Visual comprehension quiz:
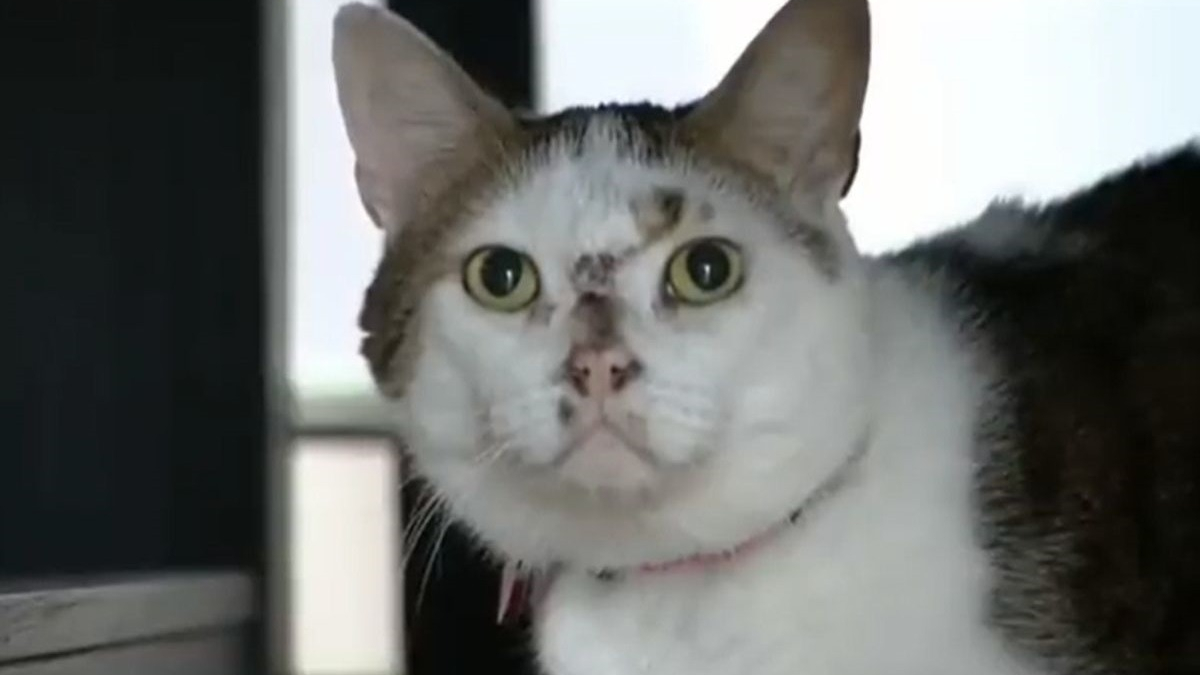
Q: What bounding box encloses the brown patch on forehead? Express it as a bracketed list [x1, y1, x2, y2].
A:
[631, 186, 686, 242]
[529, 104, 843, 280]
[530, 103, 843, 278]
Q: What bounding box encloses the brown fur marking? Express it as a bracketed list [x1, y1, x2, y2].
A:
[358, 125, 526, 397]
[631, 186, 686, 242]
[570, 253, 618, 294]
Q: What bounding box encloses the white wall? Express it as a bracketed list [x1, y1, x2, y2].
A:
[539, 0, 1200, 253]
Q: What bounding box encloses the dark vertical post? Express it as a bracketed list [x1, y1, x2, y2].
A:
[0, 2, 268, 671]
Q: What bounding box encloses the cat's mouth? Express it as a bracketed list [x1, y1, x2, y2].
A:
[550, 415, 661, 492]
[561, 419, 656, 464]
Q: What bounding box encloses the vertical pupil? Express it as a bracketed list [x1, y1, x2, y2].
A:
[481, 248, 523, 296]
[686, 242, 730, 291]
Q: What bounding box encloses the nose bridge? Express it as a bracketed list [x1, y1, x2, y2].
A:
[569, 291, 618, 347]
[570, 251, 618, 296]
[564, 289, 641, 397]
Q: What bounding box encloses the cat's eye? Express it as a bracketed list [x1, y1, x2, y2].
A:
[462, 245, 541, 312]
[663, 238, 744, 306]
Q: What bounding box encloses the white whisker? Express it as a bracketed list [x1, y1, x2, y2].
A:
[415, 509, 455, 618]
[402, 491, 448, 569]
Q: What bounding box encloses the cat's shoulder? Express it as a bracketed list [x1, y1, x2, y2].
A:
[883, 140, 1200, 362]
[886, 142, 1200, 674]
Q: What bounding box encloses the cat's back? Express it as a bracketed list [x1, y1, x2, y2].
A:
[893, 143, 1200, 674]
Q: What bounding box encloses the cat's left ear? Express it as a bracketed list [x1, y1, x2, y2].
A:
[685, 0, 870, 210]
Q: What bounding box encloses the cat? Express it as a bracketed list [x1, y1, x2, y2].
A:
[331, 0, 1200, 673]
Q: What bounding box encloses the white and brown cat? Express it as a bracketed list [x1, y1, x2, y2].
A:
[331, 1, 1200, 673]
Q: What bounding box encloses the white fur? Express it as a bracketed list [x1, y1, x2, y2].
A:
[535, 268, 1042, 675]
[395, 118, 1045, 674]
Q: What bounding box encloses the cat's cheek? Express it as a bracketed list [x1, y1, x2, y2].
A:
[406, 402, 477, 460]
[644, 416, 713, 466]
[404, 363, 481, 459]
[515, 420, 570, 467]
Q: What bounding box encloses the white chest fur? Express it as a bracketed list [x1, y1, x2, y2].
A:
[536, 489, 1036, 675]
[534, 270, 1046, 675]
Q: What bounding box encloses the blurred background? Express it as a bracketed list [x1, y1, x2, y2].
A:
[3, 1, 1198, 674]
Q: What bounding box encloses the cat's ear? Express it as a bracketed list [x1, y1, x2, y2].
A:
[332, 4, 514, 236]
[685, 0, 870, 209]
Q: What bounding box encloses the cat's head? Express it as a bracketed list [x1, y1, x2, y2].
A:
[333, 0, 873, 570]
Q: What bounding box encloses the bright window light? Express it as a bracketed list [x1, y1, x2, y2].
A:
[538, 0, 1200, 253]
[288, 437, 401, 674]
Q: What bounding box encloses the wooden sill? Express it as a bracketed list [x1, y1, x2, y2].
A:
[0, 571, 253, 675]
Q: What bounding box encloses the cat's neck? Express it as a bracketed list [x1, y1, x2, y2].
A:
[501, 259, 984, 618]
[538, 262, 1018, 675]
[593, 432, 871, 580]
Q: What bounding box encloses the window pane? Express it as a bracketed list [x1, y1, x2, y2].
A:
[288, 0, 383, 396]
[288, 437, 401, 675]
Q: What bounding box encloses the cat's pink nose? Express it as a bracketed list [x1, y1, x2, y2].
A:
[567, 346, 642, 398]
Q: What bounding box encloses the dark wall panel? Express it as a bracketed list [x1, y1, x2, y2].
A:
[0, 2, 266, 583]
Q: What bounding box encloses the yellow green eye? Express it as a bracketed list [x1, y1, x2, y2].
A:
[462, 246, 540, 312]
[664, 238, 744, 306]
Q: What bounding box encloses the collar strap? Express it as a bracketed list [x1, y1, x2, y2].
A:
[592, 433, 869, 581]
[498, 433, 870, 623]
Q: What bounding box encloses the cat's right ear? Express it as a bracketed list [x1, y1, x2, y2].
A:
[685, 0, 870, 212]
[332, 4, 514, 236]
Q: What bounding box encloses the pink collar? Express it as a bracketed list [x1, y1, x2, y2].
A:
[630, 512, 798, 575]
[496, 509, 799, 624]
[496, 435, 869, 624]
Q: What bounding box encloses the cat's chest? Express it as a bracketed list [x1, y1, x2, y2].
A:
[533, 492, 1042, 675]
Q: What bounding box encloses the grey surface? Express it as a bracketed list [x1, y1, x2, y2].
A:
[0, 571, 252, 663]
[295, 386, 396, 436]
[0, 629, 243, 675]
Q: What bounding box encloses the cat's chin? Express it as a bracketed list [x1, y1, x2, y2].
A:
[554, 430, 660, 495]
[421, 444, 801, 570]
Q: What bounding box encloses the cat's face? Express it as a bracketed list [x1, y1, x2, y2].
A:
[401, 121, 873, 568]
[333, 0, 872, 569]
